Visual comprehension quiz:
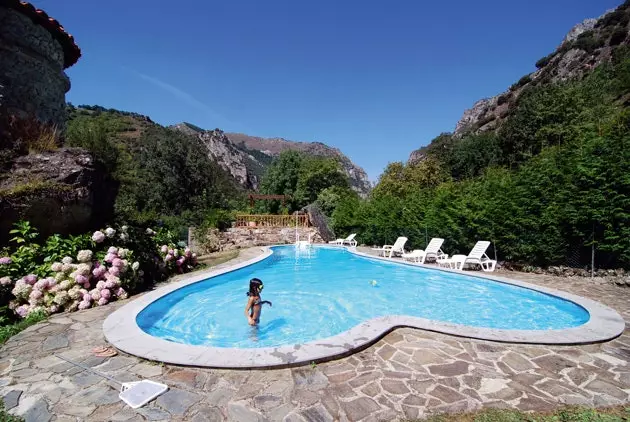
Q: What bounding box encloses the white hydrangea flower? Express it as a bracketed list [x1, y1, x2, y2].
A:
[53, 291, 70, 305]
[62, 256, 73, 265]
[76, 263, 92, 276]
[132, 261, 140, 271]
[105, 227, 116, 238]
[77, 250, 93, 263]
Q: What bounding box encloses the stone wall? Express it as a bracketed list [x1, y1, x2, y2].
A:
[0, 6, 70, 130]
[189, 226, 325, 254]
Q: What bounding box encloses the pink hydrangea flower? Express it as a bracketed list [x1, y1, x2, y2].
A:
[51, 262, 63, 272]
[115, 287, 128, 300]
[108, 266, 121, 277]
[92, 266, 107, 279]
[78, 301, 91, 310]
[96, 280, 106, 290]
[112, 258, 124, 268]
[34, 279, 48, 290]
[90, 290, 101, 301]
[104, 253, 116, 263]
[16, 305, 28, 318]
[92, 231, 105, 243]
[97, 297, 108, 306]
[176, 257, 185, 267]
[101, 289, 111, 299]
[75, 274, 88, 285]
[168, 249, 174, 256]
[0, 277, 12, 286]
[83, 282, 91, 289]
[47, 277, 57, 287]
[49, 304, 59, 314]
[107, 246, 118, 255]
[24, 274, 37, 285]
[29, 289, 43, 300]
[0, 257, 12, 265]
[160, 245, 168, 254]
[104, 280, 116, 289]
[83, 293, 92, 302]
[184, 248, 192, 258]
[165, 254, 174, 262]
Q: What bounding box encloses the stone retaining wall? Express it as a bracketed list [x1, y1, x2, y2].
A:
[189, 226, 325, 254]
[0, 6, 70, 129]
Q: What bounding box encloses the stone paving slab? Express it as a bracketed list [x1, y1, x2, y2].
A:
[0, 247, 628, 421]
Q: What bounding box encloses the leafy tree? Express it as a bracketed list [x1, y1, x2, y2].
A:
[259, 151, 350, 213]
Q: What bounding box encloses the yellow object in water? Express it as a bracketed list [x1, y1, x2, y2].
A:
[370, 280, 378, 286]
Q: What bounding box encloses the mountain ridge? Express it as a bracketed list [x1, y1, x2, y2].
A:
[408, 3, 629, 164]
[170, 124, 372, 196]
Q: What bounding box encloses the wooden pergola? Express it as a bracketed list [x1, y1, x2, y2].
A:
[248, 194, 289, 208]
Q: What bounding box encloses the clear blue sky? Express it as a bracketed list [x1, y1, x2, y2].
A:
[40, 0, 619, 181]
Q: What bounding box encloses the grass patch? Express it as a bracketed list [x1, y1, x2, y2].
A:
[0, 400, 24, 421]
[0, 310, 47, 345]
[0, 180, 73, 200]
[410, 406, 630, 422]
[197, 250, 239, 268]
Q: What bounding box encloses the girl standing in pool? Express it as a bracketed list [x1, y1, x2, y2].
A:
[245, 278, 272, 325]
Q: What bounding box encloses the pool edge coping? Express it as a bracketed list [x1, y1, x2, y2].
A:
[103, 245, 626, 369]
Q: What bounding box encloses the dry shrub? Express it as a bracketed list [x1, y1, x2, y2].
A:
[0, 107, 60, 169]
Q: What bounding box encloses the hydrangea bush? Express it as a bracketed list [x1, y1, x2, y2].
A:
[1, 222, 199, 319]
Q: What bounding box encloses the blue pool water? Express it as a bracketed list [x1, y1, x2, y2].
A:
[137, 246, 590, 348]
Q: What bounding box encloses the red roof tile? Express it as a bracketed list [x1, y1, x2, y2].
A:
[1, 0, 81, 68]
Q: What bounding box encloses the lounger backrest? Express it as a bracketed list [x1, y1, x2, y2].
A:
[468, 241, 491, 259]
[425, 238, 445, 254]
[393, 237, 408, 251]
[346, 233, 357, 241]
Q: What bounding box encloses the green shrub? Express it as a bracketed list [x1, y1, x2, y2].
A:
[609, 28, 628, 46]
[0, 309, 46, 345]
[497, 94, 510, 106]
[535, 53, 555, 69]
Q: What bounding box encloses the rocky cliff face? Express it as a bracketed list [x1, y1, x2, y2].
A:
[226, 133, 372, 196]
[0, 148, 116, 244]
[171, 123, 264, 190]
[451, 6, 624, 137]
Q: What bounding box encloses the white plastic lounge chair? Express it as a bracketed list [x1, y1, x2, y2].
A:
[421, 238, 446, 264]
[438, 254, 465, 270]
[372, 237, 408, 258]
[463, 241, 497, 272]
[328, 233, 357, 247]
[402, 249, 424, 262]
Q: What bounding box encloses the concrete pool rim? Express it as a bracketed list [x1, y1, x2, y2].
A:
[103, 245, 626, 369]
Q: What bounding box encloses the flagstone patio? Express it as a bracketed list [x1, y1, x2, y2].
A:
[1, 248, 628, 421]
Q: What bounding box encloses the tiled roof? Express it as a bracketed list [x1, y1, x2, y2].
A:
[1, 0, 81, 68]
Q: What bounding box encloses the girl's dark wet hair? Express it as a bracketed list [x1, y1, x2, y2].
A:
[247, 278, 263, 297]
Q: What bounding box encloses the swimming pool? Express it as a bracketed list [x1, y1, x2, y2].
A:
[104, 245, 625, 367]
[136, 245, 589, 348]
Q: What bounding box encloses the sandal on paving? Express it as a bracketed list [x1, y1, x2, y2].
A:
[93, 346, 118, 357]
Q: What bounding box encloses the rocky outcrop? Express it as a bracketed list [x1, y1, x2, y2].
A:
[171, 123, 263, 190]
[452, 7, 623, 136]
[0, 148, 117, 243]
[227, 133, 372, 196]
